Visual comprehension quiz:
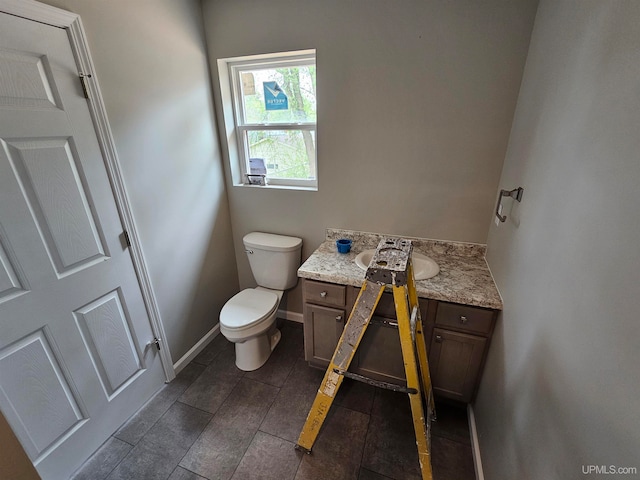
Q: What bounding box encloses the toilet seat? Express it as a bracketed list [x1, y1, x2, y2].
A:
[220, 288, 279, 332]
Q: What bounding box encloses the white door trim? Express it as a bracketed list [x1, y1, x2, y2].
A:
[0, 0, 175, 381]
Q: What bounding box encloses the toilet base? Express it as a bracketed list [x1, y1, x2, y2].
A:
[234, 328, 282, 371]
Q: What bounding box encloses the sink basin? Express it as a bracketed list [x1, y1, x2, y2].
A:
[354, 249, 440, 280]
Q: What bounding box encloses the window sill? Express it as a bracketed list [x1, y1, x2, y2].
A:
[233, 183, 318, 192]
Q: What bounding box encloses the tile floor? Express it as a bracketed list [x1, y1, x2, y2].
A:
[72, 320, 476, 480]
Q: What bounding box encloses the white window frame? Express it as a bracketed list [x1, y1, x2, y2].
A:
[218, 50, 317, 190]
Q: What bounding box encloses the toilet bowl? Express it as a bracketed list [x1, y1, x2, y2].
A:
[219, 232, 302, 371]
[219, 287, 282, 371]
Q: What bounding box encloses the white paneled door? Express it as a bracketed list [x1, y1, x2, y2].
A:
[0, 12, 166, 480]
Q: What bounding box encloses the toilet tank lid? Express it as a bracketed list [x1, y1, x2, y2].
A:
[243, 232, 302, 252]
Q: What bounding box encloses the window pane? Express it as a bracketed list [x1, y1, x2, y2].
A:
[239, 64, 316, 124]
[246, 130, 316, 180]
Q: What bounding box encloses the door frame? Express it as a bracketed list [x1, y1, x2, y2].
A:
[0, 0, 175, 381]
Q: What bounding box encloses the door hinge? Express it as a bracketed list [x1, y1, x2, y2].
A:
[123, 230, 132, 247]
[79, 73, 92, 99]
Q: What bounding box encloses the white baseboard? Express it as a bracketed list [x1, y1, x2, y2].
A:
[277, 309, 303, 323]
[172, 324, 221, 375]
[467, 404, 485, 480]
[174, 312, 299, 375]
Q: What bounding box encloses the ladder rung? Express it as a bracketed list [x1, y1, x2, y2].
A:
[333, 369, 418, 394]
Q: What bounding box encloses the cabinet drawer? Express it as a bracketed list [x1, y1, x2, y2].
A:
[372, 291, 430, 319]
[435, 302, 494, 335]
[304, 280, 346, 307]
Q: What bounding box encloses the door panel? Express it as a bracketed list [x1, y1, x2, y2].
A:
[74, 289, 144, 399]
[4, 137, 108, 275]
[0, 328, 87, 460]
[0, 11, 165, 479]
[0, 49, 62, 110]
[0, 231, 29, 302]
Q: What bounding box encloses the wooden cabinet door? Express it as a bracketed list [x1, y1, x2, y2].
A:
[303, 303, 346, 368]
[356, 319, 406, 384]
[429, 328, 486, 402]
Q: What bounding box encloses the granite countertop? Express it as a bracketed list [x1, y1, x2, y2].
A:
[297, 228, 503, 310]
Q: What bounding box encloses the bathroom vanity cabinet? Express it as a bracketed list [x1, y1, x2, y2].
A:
[302, 278, 498, 403]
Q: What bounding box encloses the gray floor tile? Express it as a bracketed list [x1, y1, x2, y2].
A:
[115, 362, 206, 445]
[243, 323, 304, 387]
[361, 405, 421, 480]
[178, 370, 242, 414]
[370, 388, 413, 421]
[105, 437, 186, 480]
[176, 361, 210, 385]
[180, 378, 280, 480]
[334, 378, 376, 415]
[192, 332, 228, 366]
[430, 401, 471, 445]
[295, 406, 370, 480]
[259, 358, 324, 443]
[81, 320, 475, 480]
[431, 435, 475, 480]
[168, 466, 208, 480]
[230, 431, 302, 480]
[358, 468, 394, 480]
[179, 342, 245, 414]
[143, 401, 212, 451]
[71, 436, 132, 480]
[279, 321, 305, 359]
[207, 339, 246, 374]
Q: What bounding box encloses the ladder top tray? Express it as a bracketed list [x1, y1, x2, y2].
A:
[366, 237, 413, 286]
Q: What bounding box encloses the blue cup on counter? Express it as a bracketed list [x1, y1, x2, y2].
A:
[336, 238, 352, 253]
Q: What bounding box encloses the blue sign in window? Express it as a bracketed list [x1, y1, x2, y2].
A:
[263, 81, 288, 110]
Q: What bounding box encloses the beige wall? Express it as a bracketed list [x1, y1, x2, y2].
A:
[38, 0, 238, 361]
[475, 1, 640, 477]
[202, 0, 538, 314]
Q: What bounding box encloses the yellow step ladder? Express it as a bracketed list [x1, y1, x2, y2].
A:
[295, 237, 436, 480]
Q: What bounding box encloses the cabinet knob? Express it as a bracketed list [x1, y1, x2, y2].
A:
[336, 315, 343, 322]
[320, 291, 327, 298]
[460, 316, 468, 324]
[435, 335, 443, 343]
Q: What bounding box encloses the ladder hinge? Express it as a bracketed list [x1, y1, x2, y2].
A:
[79, 73, 92, 99]
[153, 337, 161, 351]
[123, 230, 132, 247]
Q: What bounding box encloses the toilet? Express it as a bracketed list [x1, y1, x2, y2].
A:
[219, 232, 302, 371]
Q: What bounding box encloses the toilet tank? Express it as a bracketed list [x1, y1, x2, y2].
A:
[243, 232, 303, 290]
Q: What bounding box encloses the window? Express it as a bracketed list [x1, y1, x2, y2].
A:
[218, 50, 317, 190]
